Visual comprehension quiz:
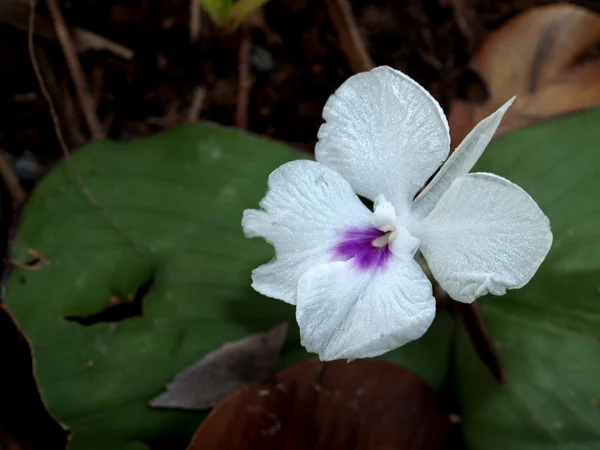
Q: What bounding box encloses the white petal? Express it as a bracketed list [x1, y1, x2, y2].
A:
[315, 66, 450, 218]
[372, 195, 396, 231]
[296, 257, 435, 360]
[415, 173, 552, 303]
[242, 160, 372, 305]
[411, 97, 515, 220]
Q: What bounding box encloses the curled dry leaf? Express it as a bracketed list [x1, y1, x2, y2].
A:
[449, 4, 600, 146]
[186, 358, 451, 450]
[149, 323, 288, 410]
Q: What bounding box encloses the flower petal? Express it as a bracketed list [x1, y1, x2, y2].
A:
[416, 173, 552, 303]
[411, 98, 514, 221]
[296, 257, 435, 360]
[315, 66, 450, 217]
[242, 160, 372, 305]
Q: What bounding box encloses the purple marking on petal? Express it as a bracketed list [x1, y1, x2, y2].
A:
[332, 227, 392, 271]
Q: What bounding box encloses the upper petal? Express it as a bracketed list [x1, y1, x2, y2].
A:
[296, 256, 435, 360]
[315, 66, 450, 218]
[242, 160, 372, 305]
[415, 173, 552, 303]
[411, 98, 515, 221]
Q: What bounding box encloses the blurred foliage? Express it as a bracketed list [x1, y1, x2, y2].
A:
[200, 0, 271, 28]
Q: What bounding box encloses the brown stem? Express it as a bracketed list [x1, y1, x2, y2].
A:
[188, 86, 206, 123]
[456, 301, 506, 384]
[189, 0, 202, 43]
[45, 0, 105, 140]
[0, 152, 25, 207]
[325, 0, 374, 73]
[235, 22, 251, 129]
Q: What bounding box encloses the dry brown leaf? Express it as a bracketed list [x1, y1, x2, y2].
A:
[449, 4, 600, 146]
[149, 323, 288, 410]
[186, 358, 451, 450]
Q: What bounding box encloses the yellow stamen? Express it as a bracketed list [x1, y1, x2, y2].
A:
[372, 230, 395, 248]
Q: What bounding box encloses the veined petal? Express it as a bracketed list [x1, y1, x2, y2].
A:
[315, 66, 450, 218]
[242, 160, 372, 305]
[411, 98, 515, 221]
[416, 173, 552, 303]
[296, 256, 435, 360]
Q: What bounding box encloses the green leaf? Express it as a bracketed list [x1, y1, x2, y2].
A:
[5, 123, 453, 448]
[384, 312, 454, 390]
[5, 124, 300, 449]
[200, 0, 232, 26]
[456, 108, 600, 449]
[230, 0, 272, 28]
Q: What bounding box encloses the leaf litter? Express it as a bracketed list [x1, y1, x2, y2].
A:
[150, 323, 288, 410]
[448, 4, 600, 146]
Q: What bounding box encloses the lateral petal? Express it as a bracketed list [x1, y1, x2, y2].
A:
[242, 160, 372, 304]
[416, 173, 552, 303]
[411, 98, 514, 220]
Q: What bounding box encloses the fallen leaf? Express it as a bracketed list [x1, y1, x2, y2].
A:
[150, 323, 288, 410]
[449, 4, 600, 146]
[186, 358, 451, 450]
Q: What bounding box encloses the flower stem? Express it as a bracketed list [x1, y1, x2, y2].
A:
[455, 301, 506, 385]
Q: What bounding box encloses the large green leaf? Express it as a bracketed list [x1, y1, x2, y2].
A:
[5, 123, 452, 449]
[456, 108, 600, 449]
[5, 124, 299, 449]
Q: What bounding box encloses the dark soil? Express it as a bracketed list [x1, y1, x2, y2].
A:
[2, 0, 599, 163]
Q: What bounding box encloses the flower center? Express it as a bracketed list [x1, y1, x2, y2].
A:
[371, 229, 396, 248]
[331, 194, 421, 270]
[332, 227, 393, 271]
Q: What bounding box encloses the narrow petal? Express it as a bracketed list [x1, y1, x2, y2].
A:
[315, 66, 450, 218]
[416, 173, 552, 303]
[411, 97, 515, 221]
[296, 257, 435, 360]
[242, 160, 372, 305]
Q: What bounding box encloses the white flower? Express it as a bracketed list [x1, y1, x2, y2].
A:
[242, 66, 552, 361]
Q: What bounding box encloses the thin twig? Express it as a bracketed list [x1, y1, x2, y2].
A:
[325, 0, 374, 73]
[455, 301, 506, 384]
[235, 22, 251, 129]
[28, 0, 138, 252]
[71, 28, 134, 59]
[35, 48, 86, 147]
[45, 0, 105, 140]
[0, 0, 133, 60]
[187, 86, 206, 123]
[189, 0, 202, 43]
[0, 152, 26, 206]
